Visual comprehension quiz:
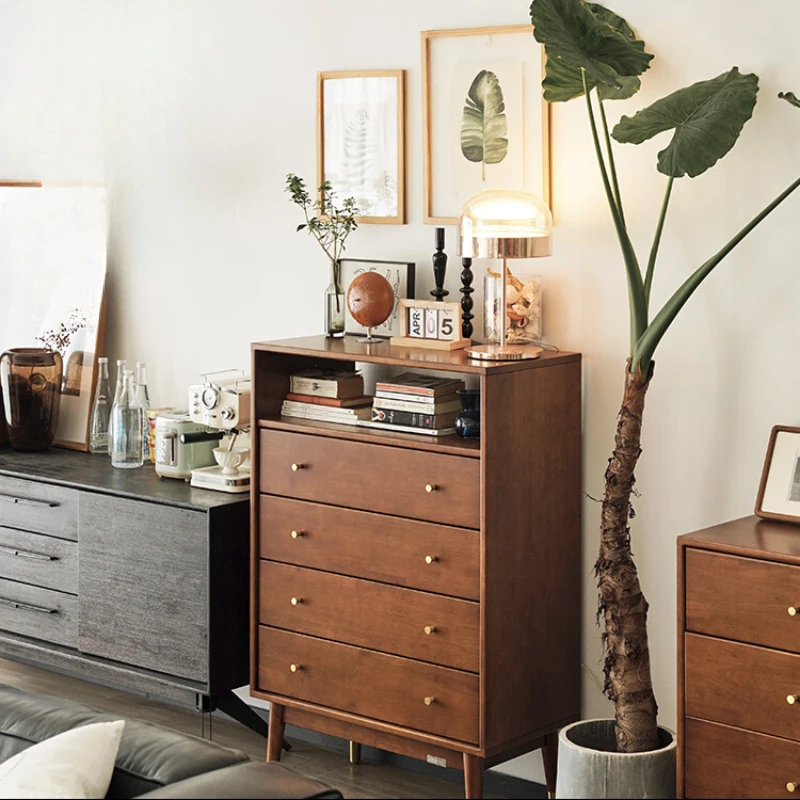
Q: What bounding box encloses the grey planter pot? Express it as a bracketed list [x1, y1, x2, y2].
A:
[555, 719, 676, 799]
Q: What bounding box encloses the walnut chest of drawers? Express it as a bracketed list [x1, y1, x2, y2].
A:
[250, 336, 582, 799]
[678, 516, 800, 799]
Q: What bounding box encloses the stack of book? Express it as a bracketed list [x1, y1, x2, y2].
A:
[361, 372, 466, 436]
[281, 368, 372, 426]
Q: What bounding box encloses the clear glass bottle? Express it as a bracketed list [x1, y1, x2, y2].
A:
[324, 260, 345, 337]
[108, 359, 126, 455]
[110, 370, 143, 469]
[135, 362, 151, 461]
[89, 357, 111, 454]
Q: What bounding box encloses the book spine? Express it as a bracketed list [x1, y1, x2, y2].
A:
[374, 390, 437, 402]
[373, 397, 458, 413]
[282, 402, 366, 418]
[358, 420, 455, 436]
[289, 378, 340, 398]
[281, 409, 361, 425]
[370, 407, 454, 429]
[373, 383, 435, 397]
[285, 392, 342, 407]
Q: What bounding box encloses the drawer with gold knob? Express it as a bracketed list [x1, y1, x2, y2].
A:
[686, 549, 800, 654]
[259, 561, 479, 672]
[259, 496, 479, 599]
[259, 429, 480, 528]
[258, 626, 479, 743]
[685, 633, 800, 741]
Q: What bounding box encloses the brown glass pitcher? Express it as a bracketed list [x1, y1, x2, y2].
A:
[0, 348, 63, 451]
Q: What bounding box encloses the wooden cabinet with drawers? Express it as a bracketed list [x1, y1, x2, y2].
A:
[250, 336, 582, 799]
[678, 516, 800, 798]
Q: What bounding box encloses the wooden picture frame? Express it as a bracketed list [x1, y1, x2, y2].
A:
[317, 69, 406, 225]
[755, 425, 800, 524]
[421, 25, 551, 225]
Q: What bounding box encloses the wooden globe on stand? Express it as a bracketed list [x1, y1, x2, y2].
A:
[346, 272, 395, 343]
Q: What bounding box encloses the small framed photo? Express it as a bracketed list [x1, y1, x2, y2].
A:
[755, 426, 800, 524]
[317, 69, 406, 225]
[340, 258, 415, 338]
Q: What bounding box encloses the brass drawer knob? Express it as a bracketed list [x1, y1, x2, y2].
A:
[289, 663, 302, 673]
[290, 530, 304, 539]
[788, 695, 799, 705]
[425, 484, 438, 493]
[424, 696, 436, 706]
[425, 555, 438, 564]
[290, 597, 303, 606]
[291, 463, 306, 472]
[788, 782, 798, 793]
[790, 607, 799, 617]
[424, 626, 437, 635]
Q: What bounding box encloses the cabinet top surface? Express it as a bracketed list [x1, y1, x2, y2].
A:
[0, 447, 247, 511]
[252, 335, 580, 374]
[678, 514, 800, 563]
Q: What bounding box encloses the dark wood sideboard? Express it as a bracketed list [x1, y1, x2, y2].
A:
[678, 515, 800, 798]
[250, 336, 582, 799]
[0, 447, 263, 734]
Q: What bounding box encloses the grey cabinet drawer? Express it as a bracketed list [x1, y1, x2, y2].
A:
[0, 527, 77, 593]
[0, 577, 77, 647]
[0, 476, 77, 541]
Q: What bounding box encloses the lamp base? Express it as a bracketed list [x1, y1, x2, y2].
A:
[464, 344, 543, 361]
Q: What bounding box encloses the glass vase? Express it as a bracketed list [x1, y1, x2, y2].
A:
[454, 388, 481, 440]
[324, 261, 345, 337]
[484, 272, 542, 344]
[0, 348, 63, 451]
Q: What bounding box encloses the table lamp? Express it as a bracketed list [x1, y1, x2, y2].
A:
[458, 189, 553, 361]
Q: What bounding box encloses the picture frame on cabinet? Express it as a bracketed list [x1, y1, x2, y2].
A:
[339, 258, 415, 338]
[421, 25, 551, 225]
[317, 69, 406, 225]
[755, 425, 800, 524]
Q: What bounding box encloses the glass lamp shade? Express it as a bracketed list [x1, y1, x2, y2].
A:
[457, 189, 553, 259]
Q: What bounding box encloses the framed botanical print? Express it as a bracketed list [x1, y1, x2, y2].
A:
[317, 70, 406, 225]
[421, 25, 551, 225]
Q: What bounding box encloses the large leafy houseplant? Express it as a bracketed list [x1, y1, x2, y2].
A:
[529, 0, 800, 753]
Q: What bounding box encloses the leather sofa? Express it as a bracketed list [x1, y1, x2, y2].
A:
[0, 685, 342, 799]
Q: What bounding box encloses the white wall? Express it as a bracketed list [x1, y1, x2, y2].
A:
[3, 0, 800, 784]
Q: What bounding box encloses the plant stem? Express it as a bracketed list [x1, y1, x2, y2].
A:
[599, 99, 625, 227]
[644, 177, 674, 308]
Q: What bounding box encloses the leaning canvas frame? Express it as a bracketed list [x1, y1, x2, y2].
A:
[421, 25, 551, 225]
[317, 69, 406, 225]
[339, 258, 415, 338]
[755, 425, 800, 524]
[0, 185, 107, 451]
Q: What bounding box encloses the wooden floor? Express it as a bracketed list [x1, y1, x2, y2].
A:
[0, 657, 507, 799]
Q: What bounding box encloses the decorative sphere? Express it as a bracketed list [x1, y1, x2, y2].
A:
[346, 272, 395, 328]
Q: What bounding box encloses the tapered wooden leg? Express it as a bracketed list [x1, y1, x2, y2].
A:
[463, 753, 484, 799]
[542, 730, 559, 798]
[266, 703, 285, 762]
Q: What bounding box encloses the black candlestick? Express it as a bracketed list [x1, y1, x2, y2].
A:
[460, 257, 474, 340]
[430, 227, 449, 301]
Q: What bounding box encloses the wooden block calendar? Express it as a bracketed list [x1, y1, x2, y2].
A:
[389, 299, 471, 351]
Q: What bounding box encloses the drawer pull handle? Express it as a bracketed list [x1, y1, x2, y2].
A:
[788, 783, 798, 793]
[423, 696, 436, 706]
[290, 597, 303, 606]
[790, 607, 799, 617]
[424, 626, 437, 635]
[425, 555, 438, 564]
[290, 530, 304, 539]
[0, 545, 57, 562]
[425, 484, 438, 493]
[0, 494, 58, 509]
[0, 597, 57, 614]
[289, 664, 302, 673]
[291, 463, 306, 472]
[788, 695, 799, 705]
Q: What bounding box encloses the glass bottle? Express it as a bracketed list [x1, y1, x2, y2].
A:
[324, 260, 345, 337]
[89, 357, 111, 454]
[108, 359, 126, 454]
[135, 362, 151, 461]
[110, 370, 143, 469]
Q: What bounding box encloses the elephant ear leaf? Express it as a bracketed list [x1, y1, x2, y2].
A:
[779, 90, 800, 109]
[612, 67, 759, 178]
[461, 70, 509, 180]
[530, 0, 653, 98]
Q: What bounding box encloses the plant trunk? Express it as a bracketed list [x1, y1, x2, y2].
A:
[595, 359, 658, 753]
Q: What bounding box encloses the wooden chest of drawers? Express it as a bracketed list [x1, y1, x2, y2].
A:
[678, 516, 800, 798]
[250, 336, 582, 799]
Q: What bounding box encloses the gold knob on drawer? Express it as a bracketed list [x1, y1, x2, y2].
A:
[788, 782, 798, 793]
[424, 626, 436, 635]
[289, 663, 302, 673]
[425, 484, 438, 493]
[290, 597, 303, 606]
[290, 530, 304, 539]
[425, 555, 438, 564]
[790, 607, 799, 617]
[424, 696, 436, 706]
[291, 463, 306, 472]
[788, 695, 799, 705]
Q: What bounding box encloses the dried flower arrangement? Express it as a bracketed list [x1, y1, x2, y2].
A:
[36, 308, 87, 357]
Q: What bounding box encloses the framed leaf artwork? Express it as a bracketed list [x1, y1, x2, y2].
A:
[317, 70, 406, 225]
[421, 25, 551, 225]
